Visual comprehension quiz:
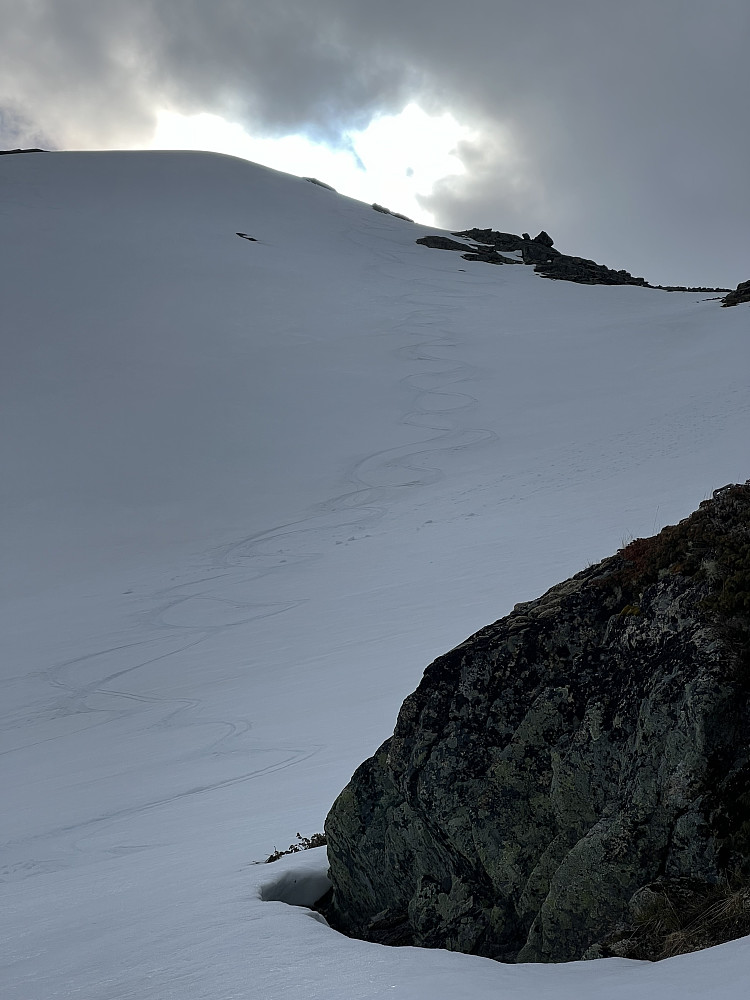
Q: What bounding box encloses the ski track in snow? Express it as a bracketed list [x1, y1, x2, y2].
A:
[2, 208, 500, 887]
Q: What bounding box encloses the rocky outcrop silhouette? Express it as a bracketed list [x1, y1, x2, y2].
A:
[416, 235, 476, 253]
[722, 280, 750, 307]
[322, 484, 750, 963]
[420, 227, 649, 285]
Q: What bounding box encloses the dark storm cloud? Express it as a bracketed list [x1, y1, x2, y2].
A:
[0, 1, 421, 144]
[2, 1, 748, 286]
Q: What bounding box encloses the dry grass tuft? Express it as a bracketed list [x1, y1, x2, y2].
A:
[265, 832, 327, 863]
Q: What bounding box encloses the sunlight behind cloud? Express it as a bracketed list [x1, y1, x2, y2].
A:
[150, 104, 476, 225]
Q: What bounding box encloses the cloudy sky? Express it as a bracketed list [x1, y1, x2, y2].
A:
[3, 0, 748, 287]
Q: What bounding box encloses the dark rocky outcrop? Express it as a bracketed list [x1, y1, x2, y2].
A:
[652, 285, 730, 293]
[416, 236, 476, 253]
[454, 228, 527, 253]
[416, 234, 518, 266]
[532, 230, 555, 247]
[535, 254, 647, 286]
[722, 280, 750, 307]
[462, 251, 519, 265]
[444, 227, 648, 285]
[520, 241, 560, 266]
[441, 227, 728, 290]
[420, 225, 728, 291]
[323, 484, 750, 963]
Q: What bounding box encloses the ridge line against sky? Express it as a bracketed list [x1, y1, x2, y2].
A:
[2, 0, 748, 288]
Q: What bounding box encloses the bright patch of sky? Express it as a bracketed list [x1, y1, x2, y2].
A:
[150, 103, 475, 225]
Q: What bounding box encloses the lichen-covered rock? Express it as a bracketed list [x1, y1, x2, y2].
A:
[323, 484, 750, 963]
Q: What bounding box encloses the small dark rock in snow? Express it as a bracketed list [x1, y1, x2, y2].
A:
[372, 203, 414, 222]
[303, 176, 337, 192]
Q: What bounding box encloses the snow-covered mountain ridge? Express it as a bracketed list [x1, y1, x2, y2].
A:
[1, 150, 748, 999]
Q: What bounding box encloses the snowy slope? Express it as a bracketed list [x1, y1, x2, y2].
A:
[1, 150, 748, 999]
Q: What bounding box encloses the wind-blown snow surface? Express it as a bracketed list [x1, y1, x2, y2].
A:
[1, 150, 748, 999]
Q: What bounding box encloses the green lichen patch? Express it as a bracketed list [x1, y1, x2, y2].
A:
[613, 483, 750, 625]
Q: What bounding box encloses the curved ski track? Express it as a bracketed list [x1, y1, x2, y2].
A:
[2, 212, 498, 879]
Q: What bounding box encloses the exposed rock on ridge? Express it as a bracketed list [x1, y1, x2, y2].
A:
[451, 227, 649, 285]
[417, 227, 730, 291]
[322, 484, 750, 963]
[416, 235, 518, 265]
[722, 279, 750, 307]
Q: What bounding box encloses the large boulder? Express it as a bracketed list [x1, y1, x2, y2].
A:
[532, 230, 555, 247]
[323, 484, 750, 963]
